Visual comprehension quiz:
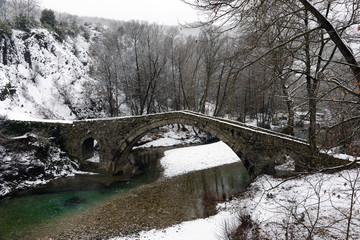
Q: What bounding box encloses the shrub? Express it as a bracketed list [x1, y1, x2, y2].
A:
[232, 214, 261, 239]
[218, 211, 261, 240]
[0, 21, 12, 37]
[40, 9, 57, 30]
[0, 83, 16, 101]
[67, 19, 80, 37]
[14, 15, 38, 32]
[82, 28, 90, 41]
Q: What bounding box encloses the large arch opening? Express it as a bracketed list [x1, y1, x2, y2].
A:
[113, 124, 218, 176]
[109, 112, 297, 178]
[81, 138, 100, 163]
[111, 118, 240, 176]
[135, 124, 216, 148]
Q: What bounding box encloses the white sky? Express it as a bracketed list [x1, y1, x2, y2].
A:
[39, 0, 200, 26]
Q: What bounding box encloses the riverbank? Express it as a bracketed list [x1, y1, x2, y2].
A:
[4, 132, 359, 239]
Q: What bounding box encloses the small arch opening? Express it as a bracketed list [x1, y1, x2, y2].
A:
[81, 138, 100, 163]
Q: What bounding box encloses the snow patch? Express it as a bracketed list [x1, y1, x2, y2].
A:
[85, 154, 100, 163]
[113, 211, 235, 240]
[160, 141, 241, 178]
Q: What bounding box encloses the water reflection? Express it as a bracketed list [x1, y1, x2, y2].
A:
[180, 162, 250, 219]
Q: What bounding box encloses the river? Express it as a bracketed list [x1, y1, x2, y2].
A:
[0, 145, 250, 240]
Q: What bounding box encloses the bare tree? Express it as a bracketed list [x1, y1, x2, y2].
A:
[182, 0, 360, 81]
[90, 25, 124, 117]
[0, 0, 13, 22]
[197, 27, 223, 113]
[174, 34, 203, 111]
[329, 168, 360, 239]
[10, 0, 39, 21]
[183, 0, 360, 159]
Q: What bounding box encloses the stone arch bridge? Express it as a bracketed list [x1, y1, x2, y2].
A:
[11, 111, 342, 178]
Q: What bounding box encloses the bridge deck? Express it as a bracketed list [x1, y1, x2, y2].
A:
[181, 111, 308, 145]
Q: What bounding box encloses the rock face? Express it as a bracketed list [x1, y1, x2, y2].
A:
[0, 27, 105, 120]
[0, 120, 79, 197]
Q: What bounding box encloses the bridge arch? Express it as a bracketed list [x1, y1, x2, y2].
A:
[81, 137, 100, 162]
[111, 116, 244, 175]
[11, 111, 344, 178]
[54, 111, 319, 178]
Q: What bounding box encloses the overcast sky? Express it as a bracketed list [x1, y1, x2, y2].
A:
[39, 0, 200, 25]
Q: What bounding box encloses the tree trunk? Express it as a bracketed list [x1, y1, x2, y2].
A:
[281, 79, 295, 136]
[214, 65, 225, 116]
[134, 39, 143, 115]
[304, 9, 318, 154]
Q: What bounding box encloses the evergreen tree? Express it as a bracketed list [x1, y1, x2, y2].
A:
[0, 20, 12, 37]
[40, 9, 56, 30]
[14, 14, 34, 32]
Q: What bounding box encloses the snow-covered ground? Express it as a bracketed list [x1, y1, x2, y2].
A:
[239, 170, 360, 239]
[0, 25, 121, 121]
[111, 142, 360, 240]
[160, 141, 240, 178]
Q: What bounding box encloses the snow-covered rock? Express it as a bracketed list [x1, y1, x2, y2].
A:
[0, 27, 102, 120]
[0, 138, 79, 197]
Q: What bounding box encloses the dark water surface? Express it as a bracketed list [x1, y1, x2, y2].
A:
[0, 146, 250, 240]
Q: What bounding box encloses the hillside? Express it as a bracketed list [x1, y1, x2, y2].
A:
[0, 25, 106, 196]
[0, 25, 108, 120]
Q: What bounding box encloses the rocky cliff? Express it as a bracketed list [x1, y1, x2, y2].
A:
[0, 26, 100, 120]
